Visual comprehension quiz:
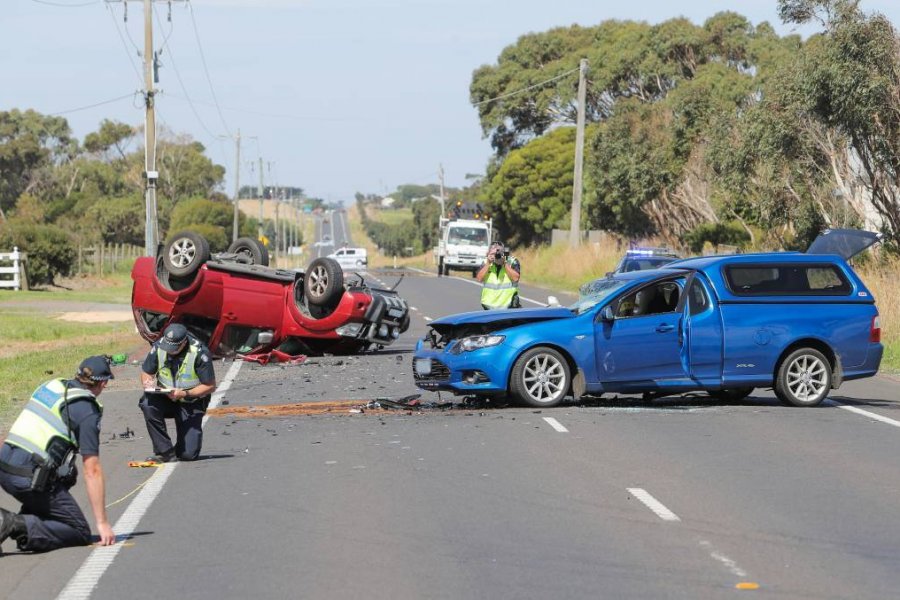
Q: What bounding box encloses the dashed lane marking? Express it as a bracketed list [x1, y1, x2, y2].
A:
[699, 540, 749, 578]
[543, 417, 569, 432]
[826, 400, 900, 429]
[424, 316, 433, 322]
[627, 487, 681, 522]
[56, 360, 244, 600]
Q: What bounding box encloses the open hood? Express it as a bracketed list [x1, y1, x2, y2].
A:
[807, 229, 882, 260]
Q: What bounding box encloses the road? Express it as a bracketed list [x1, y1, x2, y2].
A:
[2, 211, 900, 599]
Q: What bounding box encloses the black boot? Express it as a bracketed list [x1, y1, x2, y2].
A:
[0, 508, 26, 546]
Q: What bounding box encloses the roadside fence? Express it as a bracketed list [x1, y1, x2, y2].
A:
[77, 243, 143, 276]
[0, 247, 29, 291]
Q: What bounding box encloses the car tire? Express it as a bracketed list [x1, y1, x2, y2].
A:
[304, 257, 344, 307]
[509, 346, 570, 408]
[228, 237, 269, 266]
[710, 387, 754, 402]
[775, 348, 832, 407]
[163, 231, 210, 277]
[437, 259, 444, 277]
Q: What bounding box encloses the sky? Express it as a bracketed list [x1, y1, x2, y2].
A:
[3, 0, 900, 204]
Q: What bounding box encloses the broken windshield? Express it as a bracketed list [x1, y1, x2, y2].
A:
[570, 279, 627, 315]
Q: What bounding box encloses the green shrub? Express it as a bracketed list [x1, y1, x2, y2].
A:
[0, 221, 76, 285]
[684, 221, 750, 254]
[171, 223, 229, 252]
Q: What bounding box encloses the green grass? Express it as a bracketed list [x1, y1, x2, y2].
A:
[0, 271, 133, 304]
[374, 207, 413, 227]
[882, 339, 900, 373]
[0, 312, 129, 342]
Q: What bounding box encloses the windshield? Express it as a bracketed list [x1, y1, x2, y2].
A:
[570, 278, 628, 315]
[448, 226, 489, 246]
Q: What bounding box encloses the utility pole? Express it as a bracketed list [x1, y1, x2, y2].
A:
[438, 163, 446, 218]
[108, 0, 186, 255]
[257, 156, 264, 239]
[569, 58, 589, 248]
[231, 129, 241, 243]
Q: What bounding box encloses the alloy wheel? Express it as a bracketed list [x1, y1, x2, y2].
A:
[786, 354, 828, 402]
[522, 353, 566, 404]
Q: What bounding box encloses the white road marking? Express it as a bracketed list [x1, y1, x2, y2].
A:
[826, 400, 900, 429]
[424, 316, 433, 322]
[699, 540, 749, 578]
[406, 266, 545, 306]
[627, 487, 681, 522]
[410, 306, 419, 312]
[543, 417, 569, 432]
[56, 360, 244, 600]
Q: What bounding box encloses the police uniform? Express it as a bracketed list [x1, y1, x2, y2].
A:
[0, 368, 106, 552]
[139, 327, 216, 462]
[481, 256, 521, 310]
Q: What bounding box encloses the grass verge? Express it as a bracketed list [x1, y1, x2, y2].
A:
[0, 271, 133, 304]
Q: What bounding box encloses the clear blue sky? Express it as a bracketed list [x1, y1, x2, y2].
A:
[3, 0, 899, 203]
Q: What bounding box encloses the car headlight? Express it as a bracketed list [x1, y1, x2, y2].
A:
[335, 322, 363, 337]
[451, 334, 505, 354]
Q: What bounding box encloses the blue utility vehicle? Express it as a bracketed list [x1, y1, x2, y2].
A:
[413, 230, 883, 408]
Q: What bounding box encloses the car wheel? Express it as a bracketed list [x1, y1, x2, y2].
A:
[710, 387, 754, 402]
[509, 346, 570, 408]
[356, 260, 364, 267]
[228, 237, 269, 266]
[437, 259, 444, 277]
[775, 348, 832, 407]
[163, 231, 210, 277]
[304, 257, 344, 306]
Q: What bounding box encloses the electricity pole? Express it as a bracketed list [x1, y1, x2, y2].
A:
[569, 58, 589, 248]
[231, 129, 241, 243]
[258, 156, 264, 239]
[438, 163, 446, 218]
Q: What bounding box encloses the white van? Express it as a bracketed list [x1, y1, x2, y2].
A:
[328, 247, 368, 269]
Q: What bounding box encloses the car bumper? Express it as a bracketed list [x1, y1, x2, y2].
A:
[843, 342, 884, 381]
[412, 341, 509, 394]
[445, 258, 482, 269]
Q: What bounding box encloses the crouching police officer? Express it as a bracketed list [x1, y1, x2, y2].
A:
[0, 356, 116, 553]
[476, 241, 521, 310]
[139, 323, 217, 463]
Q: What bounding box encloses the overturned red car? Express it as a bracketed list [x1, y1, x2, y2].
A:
[131, 231, 410, 358]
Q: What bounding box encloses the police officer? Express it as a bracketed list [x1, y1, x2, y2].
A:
[0, 356, 116, 553]
[139, 323, 217, 462]
[476, 241, 521, 310]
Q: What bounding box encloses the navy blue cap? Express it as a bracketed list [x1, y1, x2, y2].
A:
[77, 356, 114, 381]
[158, 323, 189, 353]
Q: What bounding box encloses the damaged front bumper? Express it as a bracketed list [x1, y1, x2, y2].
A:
[412, 339, 509, 395]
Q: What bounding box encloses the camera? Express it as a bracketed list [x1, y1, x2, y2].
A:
[493, 249, 506, 262]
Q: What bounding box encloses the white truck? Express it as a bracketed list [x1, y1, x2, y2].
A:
[434, 212, 493, 277]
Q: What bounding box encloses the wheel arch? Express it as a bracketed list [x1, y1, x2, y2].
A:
[506, 341, 579, 395]
[773, 337, 838, 384]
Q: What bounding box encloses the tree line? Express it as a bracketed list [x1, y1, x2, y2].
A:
[468, 0, 900, 252]
[0, 114, 301, 284]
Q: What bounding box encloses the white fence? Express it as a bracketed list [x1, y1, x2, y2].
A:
[0, 247, 28, 291]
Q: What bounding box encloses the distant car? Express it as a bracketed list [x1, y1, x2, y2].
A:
[414, 229, 882, 408]
[580, 247, 679, 296]
[132, 231, 410, 358]
[328, 247, 368, 269]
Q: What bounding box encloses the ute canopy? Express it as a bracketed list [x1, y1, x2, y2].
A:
[807, 229, 882, 260]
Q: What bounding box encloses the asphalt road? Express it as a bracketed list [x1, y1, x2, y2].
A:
[3, 213, 900, 599]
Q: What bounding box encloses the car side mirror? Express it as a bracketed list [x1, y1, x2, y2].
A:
[547, 295, 561, 307]
[600, 305, 615, 322]
[257, 331, 274, 345]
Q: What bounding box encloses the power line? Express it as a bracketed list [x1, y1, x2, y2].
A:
[152, 7, 220, 140]
[187, 1, 231, 136]
[105, 2, 143, 86]
[49, 92, 138, 116]
[473, 67, 580, 107]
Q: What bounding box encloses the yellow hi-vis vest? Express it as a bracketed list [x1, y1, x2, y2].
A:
[156, 340, 202, 390]
[481, 264, 518, 309]
[4, 379, 101, 462]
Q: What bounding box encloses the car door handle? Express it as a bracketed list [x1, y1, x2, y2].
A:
[656, 323, 674, 333]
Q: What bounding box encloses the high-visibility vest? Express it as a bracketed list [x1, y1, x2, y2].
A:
[481, 263, 519, 309]
[4, 379, 101, 463]
[156, 340, 202, 390]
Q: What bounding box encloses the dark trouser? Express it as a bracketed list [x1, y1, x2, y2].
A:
[139, 392, 208, 461]
[0, 471, 91, 552]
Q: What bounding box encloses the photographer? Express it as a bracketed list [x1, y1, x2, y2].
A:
[476, 241, 521, 310]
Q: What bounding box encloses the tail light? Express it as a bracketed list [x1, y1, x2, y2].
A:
[870, 315, 881, 343]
